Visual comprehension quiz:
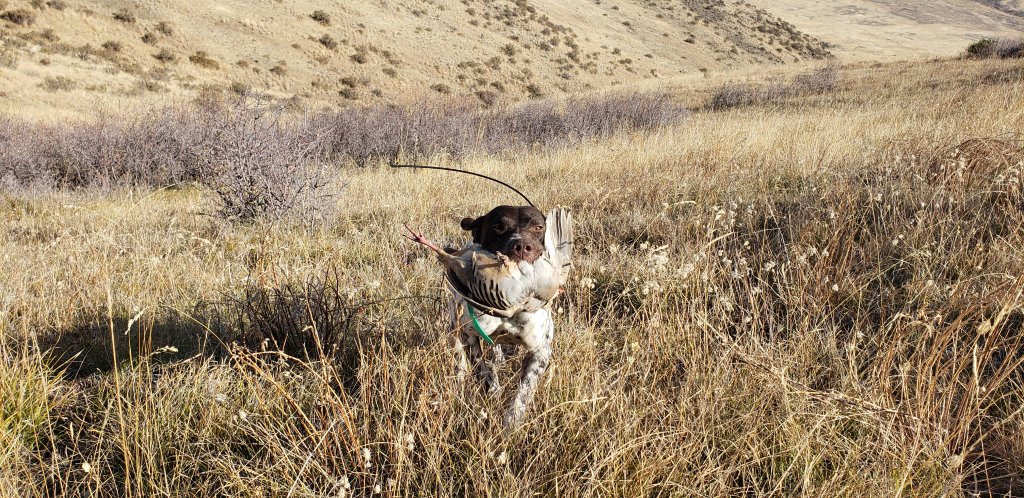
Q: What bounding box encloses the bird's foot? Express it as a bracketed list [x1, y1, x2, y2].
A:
[404, 223, 443, 254]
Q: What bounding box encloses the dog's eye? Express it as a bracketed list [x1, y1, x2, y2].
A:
[532, 225, 545, 232]
[492, 226, 508, 234]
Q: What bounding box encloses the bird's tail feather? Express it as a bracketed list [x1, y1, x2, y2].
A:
[545, 207, 573, 270]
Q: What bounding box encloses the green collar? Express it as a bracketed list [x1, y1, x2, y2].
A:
[466, 302, 495, 345]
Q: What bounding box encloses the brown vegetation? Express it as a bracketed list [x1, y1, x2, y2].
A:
[0, 57, 1022, 498]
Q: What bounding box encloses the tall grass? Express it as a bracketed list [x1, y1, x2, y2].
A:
[1, 57, 1023, 496]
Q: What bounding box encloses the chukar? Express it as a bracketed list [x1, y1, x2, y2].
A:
[405, 207, 572, 317]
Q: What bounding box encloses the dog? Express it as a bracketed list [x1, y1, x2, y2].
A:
[448, 205, 559, 427]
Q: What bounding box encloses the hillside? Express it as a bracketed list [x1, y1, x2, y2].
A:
[0, 0, 829, 118]
[746, 0, 1024, 60]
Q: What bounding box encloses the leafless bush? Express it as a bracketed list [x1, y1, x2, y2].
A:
[39, 75, 75, 91]
[1, 9, 36, 25]
[310, 9, 331, 26]
[0, 105, 211, 189]
[563, 92, 687, 140]
[311, 98, 480, 165]
[155, 21, 173, 36]
[112, 8, 135, 23]
[0, 91, 687, 189]
[198, 100, 338, 223]
[791, 63, 839, 94]
[707, 83, 760, 111]
[994, 38, 1024, 58]
[153, 48, 177, 63]
[189, 51, 219, 69]
[965, 38, 1023, 59]
[318, 34, 337, 50]
[0, 44, 18, 68]
[224, 267, 367, 359]
[708, 64, 840, 111]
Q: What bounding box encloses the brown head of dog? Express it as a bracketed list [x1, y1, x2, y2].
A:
[461, 205, 546, 263]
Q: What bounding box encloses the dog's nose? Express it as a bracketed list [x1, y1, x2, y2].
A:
[514, 242, 534, 255]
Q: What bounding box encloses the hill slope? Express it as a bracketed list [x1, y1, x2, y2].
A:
[0, 0, 829, 118]
[746, 0, 1024, 60]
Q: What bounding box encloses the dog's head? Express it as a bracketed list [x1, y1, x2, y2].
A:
[461, 205, 546, 263]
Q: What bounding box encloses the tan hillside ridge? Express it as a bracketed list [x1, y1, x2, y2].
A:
[0, 0, 829, 119]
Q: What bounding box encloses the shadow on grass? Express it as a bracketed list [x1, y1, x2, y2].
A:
[29, 267, 444, 390]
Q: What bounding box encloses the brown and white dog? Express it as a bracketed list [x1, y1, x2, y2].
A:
[448, 205, 556, 427]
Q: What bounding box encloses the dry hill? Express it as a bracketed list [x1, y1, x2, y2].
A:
[746, 0, 1024, 60]
[0, 0, 829, 118]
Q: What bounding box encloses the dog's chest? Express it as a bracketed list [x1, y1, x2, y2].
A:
[464, 301, 553, 350]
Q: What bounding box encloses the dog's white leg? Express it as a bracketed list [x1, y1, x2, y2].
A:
[451, 333, 470, 381]
[504, 346, 551, 427]
[449, 298, 471, 381]
[503, 310, 554, 427]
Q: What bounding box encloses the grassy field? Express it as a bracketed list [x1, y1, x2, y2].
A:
[2, 56, 1024, 497]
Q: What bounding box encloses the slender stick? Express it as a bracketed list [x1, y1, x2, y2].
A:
[389, 162, 536, 207]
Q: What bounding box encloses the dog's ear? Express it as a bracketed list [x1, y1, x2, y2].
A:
[460, 217, 480, 231]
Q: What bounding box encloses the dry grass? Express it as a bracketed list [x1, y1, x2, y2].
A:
[1, 57, 1024, 497]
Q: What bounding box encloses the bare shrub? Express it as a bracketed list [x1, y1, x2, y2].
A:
[1, 9, 36, 25]
[562, 92, 687, 141]
[199, 100, 338, 223]
[39, 75, 75, 91]
[708, 64, 840, 111]
[708, 83, 758, 111]
[101, 40, 122, 52]
[310, 9, 330, 25]
[153, 48, 177, 63]
[188, 51, 219, 69]
[229, 81, 251, 96]
[338, 87, 357, 100]
[0, 44, 17, 68]
[0, 91, 687, 188]
[226, 268, 366, 359]
[318, 34, 337, 50]
[45, 0, 65, 10]
[155, 21, 173, 36]
[994, 38, 1024, 58]
[141, 32, 158, 45]
[965, 37, 1024, 59]
[112, 8, 135, 23]
[0, 105, 209, 189]
[791, 63, 839, 94]
[475, 89, 499, 107]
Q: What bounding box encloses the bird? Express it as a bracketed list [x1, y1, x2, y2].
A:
[405, 207, 572, 317]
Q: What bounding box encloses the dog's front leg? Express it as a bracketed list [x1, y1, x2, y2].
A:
[503, 310, 554, 427]
[450, 332, 471, 381]
[504, 345, 551, 427]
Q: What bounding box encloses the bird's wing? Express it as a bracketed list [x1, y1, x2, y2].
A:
[444, 251, 528, 317]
